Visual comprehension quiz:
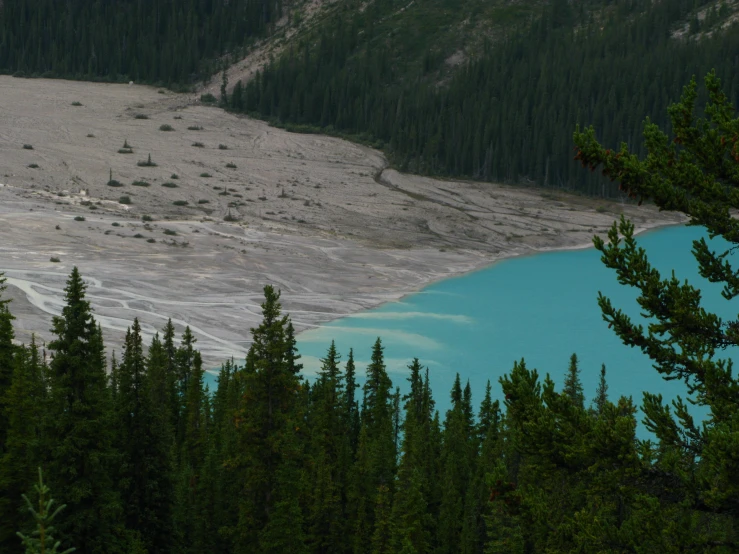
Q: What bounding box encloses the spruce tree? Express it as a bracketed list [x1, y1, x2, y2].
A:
[590, 364, 608, 416]
[390, 359, 432, 554]
[437, 374, 474, 554]
[115, 319, 173, 553]
[344, 348, 360, 454]
[235, 285, 307, 554]
[562, 353, 584, 408]
[308, 341, 349, 552]
[45, 267, 119, 554]
[0, 272, 16, 456]
[17, 468, 76, 554]
[0, 338, 46, 550]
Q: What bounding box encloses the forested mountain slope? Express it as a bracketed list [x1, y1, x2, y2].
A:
[0, 0, 286, 86]
[231, 0, 739, 195]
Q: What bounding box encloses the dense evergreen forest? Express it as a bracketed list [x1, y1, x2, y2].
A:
[1, 267, 736, 554]
[0, 0, 285, 86]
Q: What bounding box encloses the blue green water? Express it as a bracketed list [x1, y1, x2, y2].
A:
[296, 225, 739, 427]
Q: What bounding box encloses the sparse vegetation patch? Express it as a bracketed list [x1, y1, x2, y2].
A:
[137, 154, 157, 167]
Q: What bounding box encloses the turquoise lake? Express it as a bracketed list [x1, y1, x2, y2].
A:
[295, 225, 739, 429]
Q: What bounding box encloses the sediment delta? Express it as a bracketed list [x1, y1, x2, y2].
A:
[0, 77, 684, 367]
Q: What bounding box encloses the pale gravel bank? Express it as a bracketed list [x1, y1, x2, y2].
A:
[0, 77, 685, 366]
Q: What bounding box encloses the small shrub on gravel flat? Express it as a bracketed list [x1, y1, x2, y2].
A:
[50, 256, 61, 262]
[119, 196, 132, 204]
[192, 142, 205, 148]
[200, 173, 212, 178]
[137, 154, 157, 167]
[74, 216, 85, 221]
[134, 233, 145, 238]
[172, 200, 188, 206]
[134, 114, 149, 120]
[225, 163, 237, 169]
[163, 229, 177, 235]
[147, 238, 156, 243]
[112, 222, 120, 227]
[71, 101, 83, 106]
[142, 215, 153, 222]
[28, 163, 39, 169]
[188, 125, 203, 131]
[22, 144, 33, 150]
[200, 93, 217, 103]
[161, 182, 178, 188]
[159, 124, 174, 132]
[218, 144, 228, 150]
[132, 180, 150, 187]
[170, 173, 179, 179]
[197, 199, 210, 204]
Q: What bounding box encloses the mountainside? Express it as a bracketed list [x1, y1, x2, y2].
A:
[230, 0, 739, 195]
[1, 0, 738, 195]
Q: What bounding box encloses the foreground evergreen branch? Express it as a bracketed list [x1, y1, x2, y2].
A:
[574, 72, 739, 530]
[17, 468, 75, 554]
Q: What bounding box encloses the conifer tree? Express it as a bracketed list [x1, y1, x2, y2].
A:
[437, 374, 474, 553]
[344, 348, 360, 454]
[17, 468, 76, 554]
[0, 338, 46, 550]
[562, 353, 584, 408]
[115, 319, 173, 553]
[235, 285, 307, 553]
[590, 364, 608, 416]
[0, 272, 16, 455]
[390, 359, 432, 554]
[45, 267, 119, 554]
[308, 341, 349, 552]
[162, 319, 179, 432]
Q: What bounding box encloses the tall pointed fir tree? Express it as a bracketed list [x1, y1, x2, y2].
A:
[437, 375, 475, 553]
[0, 337, 46, 550]
[390, 359, 432, 554]
[351, 338, 396, 554]
[0, 272, 17, 456]
[307, 341, 350, 553]
[590, 364, 608, 416]
[45, 267, 120, 554]
[344, 348, 360, 455]
[562, 353, 584, 408]
[115, 319, 173, 553]
[235, 285, 307, 554]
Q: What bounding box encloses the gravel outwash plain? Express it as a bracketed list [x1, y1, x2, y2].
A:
[0, 77, 684, 367]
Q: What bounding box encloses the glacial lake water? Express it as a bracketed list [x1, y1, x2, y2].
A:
[295, 225, 739, 431]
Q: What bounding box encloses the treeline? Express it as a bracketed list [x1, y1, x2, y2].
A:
[230, 0, 739, 196]
[0, 0, 284, 86]
[0, 268, 736, 553]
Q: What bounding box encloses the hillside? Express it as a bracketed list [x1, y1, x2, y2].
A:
[231, 0, 739, 195]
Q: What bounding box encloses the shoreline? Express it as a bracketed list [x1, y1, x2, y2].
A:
[295, 217, 688, 341]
